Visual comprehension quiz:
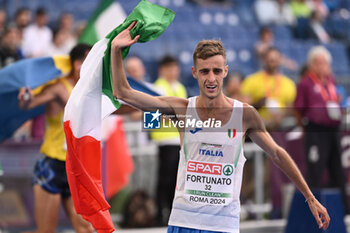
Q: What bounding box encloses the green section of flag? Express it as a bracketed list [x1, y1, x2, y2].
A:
[78, 0, 114, 45]
[102, 0, 175, 109]
[186, 190, 232, 198]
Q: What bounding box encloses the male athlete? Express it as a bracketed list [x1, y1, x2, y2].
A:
[110, 22, 330, 233]
[18, 44, 93, 233]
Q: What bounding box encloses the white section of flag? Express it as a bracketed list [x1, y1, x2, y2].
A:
[64, 38, 116, 140]
[95, 2, 126, 40]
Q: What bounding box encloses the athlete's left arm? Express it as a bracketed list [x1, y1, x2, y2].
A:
[243, 103, 330, 230]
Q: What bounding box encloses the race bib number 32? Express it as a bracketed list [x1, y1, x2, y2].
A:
[184, 160, 235, 206]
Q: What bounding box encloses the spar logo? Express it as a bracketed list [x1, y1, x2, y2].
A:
[187, 161, 222, 175]
[223, 165, 234, 176]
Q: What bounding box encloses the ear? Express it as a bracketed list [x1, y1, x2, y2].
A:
[192, 66, 197, 79]
[223, 65, 228, 79]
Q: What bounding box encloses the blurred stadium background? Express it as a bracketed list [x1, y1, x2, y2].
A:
[1, 0, 350, 232]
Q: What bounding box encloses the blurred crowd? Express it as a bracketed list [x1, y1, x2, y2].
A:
[1, 0, 350, 229]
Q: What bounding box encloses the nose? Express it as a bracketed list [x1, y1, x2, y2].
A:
[208, 71, 216, 82]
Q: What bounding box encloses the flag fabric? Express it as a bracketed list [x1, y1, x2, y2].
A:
[101, 116, 134, 200]
[0, 56, 71, 142]
[79, 0, 126, 45]
[0, 55, 158, 142]
[63, 1, 175, 232]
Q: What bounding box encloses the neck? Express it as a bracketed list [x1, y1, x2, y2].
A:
[311, 71, 328, 83]
[197, 92, 227, 110]
[67, 72, 79, 85]
[265, 69, 279, 76]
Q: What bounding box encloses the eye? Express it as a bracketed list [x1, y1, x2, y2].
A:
[213, 68, 222, 74]
[200, 69, 209, 75]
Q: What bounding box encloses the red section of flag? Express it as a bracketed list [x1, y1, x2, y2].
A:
[105, 117, 134, 199]
[64, 121, 114, 233]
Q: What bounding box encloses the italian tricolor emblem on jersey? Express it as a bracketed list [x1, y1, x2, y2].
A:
[227, 129, 236, 138]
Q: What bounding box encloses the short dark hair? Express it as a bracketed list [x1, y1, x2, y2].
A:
[158, 55, 179, 68]
[35, 8, 46, 16]
[259, 26, 272, 37]
[263, 46, 280, 59]
[15, 7, 30, 18]
[69, 43, 92, 63]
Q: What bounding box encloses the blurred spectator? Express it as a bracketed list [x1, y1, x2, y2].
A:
[58, 12, 74, 32]
[125, 55, 147, 82]
[14, 8, 31, 40]
[255, 27, 274, 62]
[242, 47, 296, 218]
[150, 55, 187, 226]
[290, 0, 312, 18]
[0, 9, 6, 37]
[224, 71, 252, 104]
[294, 46, 348, 213]
[22, 8, 52, 58]
[307, 0, 329, 20]
[57, 13, 76, 50]
[0, 26, 23, 68]
[46, 28, 75, 56]
[242, 47, 296, 130]
[255, 27, 298, 71]
[290, 0, 312, 39]
[125, 55, 160, 97]
[307, 10, 331, 44]
[255, 0, 295, 26]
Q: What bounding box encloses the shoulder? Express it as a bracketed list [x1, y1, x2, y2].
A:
[281, 75, 296, 88]
[242, 103, 258, 120]
[242, 103, 265, 132]
[244, 71, 261, 81]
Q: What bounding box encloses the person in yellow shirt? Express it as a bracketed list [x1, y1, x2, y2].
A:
[150, 55, 187, 226]
[241, 47, 296, 218]
[242, 47, 296, 130]
[18, 44, 93, 233]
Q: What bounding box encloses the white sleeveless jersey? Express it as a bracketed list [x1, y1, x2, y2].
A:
[168, 97, 246, 233]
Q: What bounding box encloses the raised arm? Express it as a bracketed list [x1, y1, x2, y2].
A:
[18, 85, 57, 110]
[243, 104, 330, 230]
[110, 21, 186, 114]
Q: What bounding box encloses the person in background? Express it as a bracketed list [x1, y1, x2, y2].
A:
[242, 48, 297, 218]
[57, 13, 76, 50]
[254, 27, 298, 71]
[0, 26, 23, 68]
[290, 0, 312, 39]
[224, 71, 251, 104]
[18, 44, 94, 233]
[307, 10, 331, 44]
[150, 55, 187, 226]
[14, 8, 31, 41]
[294, 45, 348, 213]
[242, 47, 296, 130]
[307, 0, 329, 20]
[0, 9, 7, 37]
[22, 8, 52, 58]
[254, 0, 295, 26]
[46, 28, 74, 56]
[125, 55, 147, 82]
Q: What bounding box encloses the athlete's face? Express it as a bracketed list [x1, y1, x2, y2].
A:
[192, 55, 228, 99]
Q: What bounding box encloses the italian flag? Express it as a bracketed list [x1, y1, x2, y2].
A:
[228, 128, 236, 138]
[63, 1, 175, 232]
[79, 0, 126, 45]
